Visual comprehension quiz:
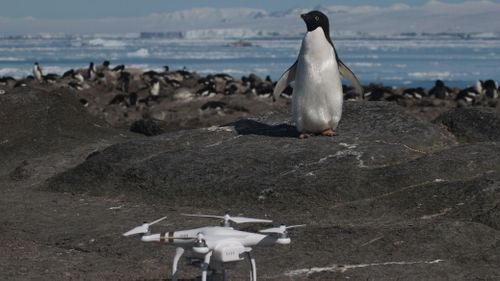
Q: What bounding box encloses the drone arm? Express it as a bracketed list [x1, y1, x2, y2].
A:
[141, 233, 161, 242]
[140, 232, 173, 243]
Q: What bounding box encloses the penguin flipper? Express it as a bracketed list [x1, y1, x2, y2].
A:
[273, 60, 297, 101]
[338, 60, 363, 95]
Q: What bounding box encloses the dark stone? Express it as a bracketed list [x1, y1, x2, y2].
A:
[434, 107, 500, 142]
[130, 118, 169, 136]
[200, 101, 226, 111]
[232, 119, 299, 138]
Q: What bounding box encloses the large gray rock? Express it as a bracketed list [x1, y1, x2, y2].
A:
[0, 88, 133, 177]
[435, 107, 500, 143]
[46, 101, 460, 206]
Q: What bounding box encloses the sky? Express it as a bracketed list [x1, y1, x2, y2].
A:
[1, 0, 499, 35]
[0, 0, 489, 19]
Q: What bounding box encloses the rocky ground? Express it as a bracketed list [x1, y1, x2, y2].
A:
[0, 73, 500, 280]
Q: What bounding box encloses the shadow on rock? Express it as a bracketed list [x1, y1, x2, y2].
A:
[230, 119, 299, 138]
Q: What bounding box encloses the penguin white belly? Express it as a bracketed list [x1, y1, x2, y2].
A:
[33, 67, 42, 81]
[292, 28, 343, 133]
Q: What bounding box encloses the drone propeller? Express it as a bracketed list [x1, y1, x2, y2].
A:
[123, 216, 168, 237]
[259, 224, 306, 234]
[182, 213, 272, 227]
[192, 233, 210, 254]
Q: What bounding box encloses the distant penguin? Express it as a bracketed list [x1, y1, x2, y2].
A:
[200, 101, 226, 111]
[68, 81, 84, 91]
[483, 79, 498, 99]
[143, 70, 160, 78]
[33, 62, 43, 81]
[74, 72, 85, 83]
[102, 60, 111, 70]
[456, 80, 483, 105]
[118, 71, 131, 92]
[403, 87, 425, 100]
[88, 62, 97, 80]
[96, 72, 107, 84]
[112, 64, 125, 72]
[273, 11, 362, 138]
[62, 69, 75, 79]
[14, 79, 28, 88]
[429, 80, 451, 99]
[79, 98, 89, 107]
[363, 84, 395, 101]
[149, 79, 160, 96]
[196, 83, 217, 97]
[137, 80, 161, 105]
[43, 73, 60, 84]
[108, 93, 136, 107]
[0, 76, 16, 88]
[96, 60, 110, 74]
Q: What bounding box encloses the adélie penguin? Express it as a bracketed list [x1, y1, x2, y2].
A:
[273, 11, 363, 138]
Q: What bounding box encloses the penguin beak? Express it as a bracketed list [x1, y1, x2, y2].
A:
[300, 14, 306, 20]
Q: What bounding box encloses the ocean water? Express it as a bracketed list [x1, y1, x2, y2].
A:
[1, 35, 499, 88]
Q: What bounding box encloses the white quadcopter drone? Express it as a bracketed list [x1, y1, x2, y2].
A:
[123, 213, 305, 281]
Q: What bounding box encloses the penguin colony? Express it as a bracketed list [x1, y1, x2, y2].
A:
[0, 59, 498, 124]
[1, 60, 496, 126]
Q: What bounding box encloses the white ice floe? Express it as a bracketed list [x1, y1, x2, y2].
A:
[127, 48, 150, 58]
[87, 38, 127, 48]
[0, 57, 25, 62]
[409, 71, 452, 79]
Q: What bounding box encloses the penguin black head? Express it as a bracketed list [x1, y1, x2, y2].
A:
[301, 11, 330, 33]
[484, 80, 497, 90]
[484, 79, 498, 98]
[102, 60, 110, 67]
[435, 80, 445, 87]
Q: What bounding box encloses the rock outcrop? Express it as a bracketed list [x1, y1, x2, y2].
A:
[435, 107, 500, 143]
[2, 87, 499, 280]
[0, 88, 134, 178]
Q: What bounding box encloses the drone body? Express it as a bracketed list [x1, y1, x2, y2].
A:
[123, 213, 304, 281]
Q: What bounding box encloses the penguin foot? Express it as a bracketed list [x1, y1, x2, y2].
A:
[299, 130, 336, 138]
[320, 129, 337, 137]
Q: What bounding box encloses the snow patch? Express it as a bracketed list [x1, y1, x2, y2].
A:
[127, 48, 150, 58]
[87, 38, 127, 48]
[285, 259, 445, 277]
[409, 71, 451, 79]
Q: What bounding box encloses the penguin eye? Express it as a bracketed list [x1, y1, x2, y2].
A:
[314, 16, 319, 21]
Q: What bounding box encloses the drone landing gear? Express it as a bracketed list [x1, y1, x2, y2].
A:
[201, 251, 213, 281]
[172, 247, 185, 281]
[247, 252, 257, 281]
[180, 252, 257, 281]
